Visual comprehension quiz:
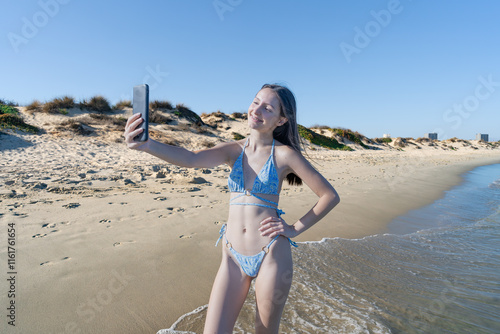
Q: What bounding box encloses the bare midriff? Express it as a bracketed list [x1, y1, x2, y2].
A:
[226, 192, 281, 256]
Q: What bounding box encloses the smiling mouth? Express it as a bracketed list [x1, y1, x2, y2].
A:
[250, 115, 262, 122]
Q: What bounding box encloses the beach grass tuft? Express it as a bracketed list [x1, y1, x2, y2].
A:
[41, 96, 75, 114]
[113, 100, 132, 110]
[79, 96, 111, 113]
[150, 100, 173, 110]
[26, 100, 43, 113]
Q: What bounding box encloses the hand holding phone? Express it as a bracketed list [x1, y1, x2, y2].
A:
[133, 84, 149, 142]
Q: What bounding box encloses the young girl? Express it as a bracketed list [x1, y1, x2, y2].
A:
[123, 84, 339, 333]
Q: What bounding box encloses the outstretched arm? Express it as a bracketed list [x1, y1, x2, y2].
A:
[124, 113, 232, 168]
[259, 147, 340, 238]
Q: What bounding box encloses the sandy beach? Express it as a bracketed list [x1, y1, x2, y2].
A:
[1, 107, 499, 333]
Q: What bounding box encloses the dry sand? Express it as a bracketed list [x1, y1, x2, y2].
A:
[1, 108, 499, 333]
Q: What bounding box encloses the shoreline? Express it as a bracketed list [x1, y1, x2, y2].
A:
[287, 151, 500, 241]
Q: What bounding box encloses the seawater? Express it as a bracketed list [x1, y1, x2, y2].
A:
[161, 163, 500, 334]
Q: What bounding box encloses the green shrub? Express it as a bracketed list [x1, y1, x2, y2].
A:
[0, 114, 39, 133]
[330, 128, 369, 148]
[298, 125, 352, 150]
[374, 137, 392, 144]
[0, 104, 19, 115]
[232, 132, 245, 140]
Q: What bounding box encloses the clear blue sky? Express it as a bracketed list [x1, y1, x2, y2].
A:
[2, 0, 499, 140]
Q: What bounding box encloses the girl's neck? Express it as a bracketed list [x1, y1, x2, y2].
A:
[248, 130, 274, 149]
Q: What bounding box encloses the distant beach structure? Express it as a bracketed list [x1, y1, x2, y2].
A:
[425, 133, 438, 140]
[383, 134, 391, 138]
[476, 133, 489, 141]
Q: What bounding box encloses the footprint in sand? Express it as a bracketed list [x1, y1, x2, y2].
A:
[42, 223, 57, 229]
[113, 240, 136, 247]
[63, 203, 80, 209]
[154, 196, 167, 201]
[32, 233, 47, 238]
[166, 207, 185, 213]
[99, 219, 112, 228]
[40, 257, 71, 266]
[179, 233, 195, 239]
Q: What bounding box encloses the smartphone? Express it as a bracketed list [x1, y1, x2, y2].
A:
[133, 84, 149, 141]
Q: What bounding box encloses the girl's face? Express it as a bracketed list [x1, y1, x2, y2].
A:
[248, 88, 287, 132]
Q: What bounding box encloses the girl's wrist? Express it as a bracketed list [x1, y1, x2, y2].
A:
[290, 224, 300, 238]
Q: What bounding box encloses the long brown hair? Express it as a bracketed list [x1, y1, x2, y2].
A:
[261, 83, 303, 186]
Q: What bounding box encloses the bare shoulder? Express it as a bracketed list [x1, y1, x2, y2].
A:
[210, 139, 246, 165]
[274, 140, 309, 171]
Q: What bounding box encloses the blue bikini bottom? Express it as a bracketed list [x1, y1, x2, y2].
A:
[215, 224, 297, 277]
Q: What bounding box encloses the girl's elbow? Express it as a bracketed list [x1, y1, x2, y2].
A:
[330, 190, 340, 208]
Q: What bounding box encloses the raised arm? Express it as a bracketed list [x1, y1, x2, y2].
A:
[124, 113, 233, 168]
[260, 146, 340, 238]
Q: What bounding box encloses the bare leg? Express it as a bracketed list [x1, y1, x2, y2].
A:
[204, 247, 252, 334]
[254, 238, 293, 334]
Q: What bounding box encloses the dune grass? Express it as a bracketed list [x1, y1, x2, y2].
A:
[329, 127, 371, 148]
[0, 114, 39, 133]
[150, 100, 173, 110]
[298, 125, 352, 150]
[113, 100, 132, 110]
[79, 96, 111, 112]
[42, 96, 75, 114]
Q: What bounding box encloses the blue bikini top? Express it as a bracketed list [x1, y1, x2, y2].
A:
[228, 138, 279, 195]
[228, 138, 284, 216]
